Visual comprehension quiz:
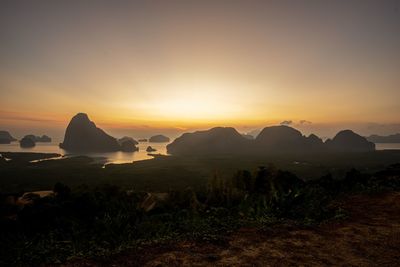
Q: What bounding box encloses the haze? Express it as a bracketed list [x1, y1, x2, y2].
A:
[1, 0, 399, 140]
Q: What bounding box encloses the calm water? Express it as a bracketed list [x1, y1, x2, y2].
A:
[0, 141, 170, 164]
[374, 143, 400, 150]
[1, 142, 399, 164]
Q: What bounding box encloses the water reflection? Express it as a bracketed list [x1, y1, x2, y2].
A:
[0, 141, 170, 164]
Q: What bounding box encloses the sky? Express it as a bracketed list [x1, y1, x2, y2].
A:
[1, 0, 399, 141]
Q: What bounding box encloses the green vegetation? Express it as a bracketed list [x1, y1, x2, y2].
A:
[1, 161, 399, 265]
[2, 150, 400, 193]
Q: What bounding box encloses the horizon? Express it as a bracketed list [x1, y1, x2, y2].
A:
[1, 1, 400, 140]
[2, 111, 400, 143]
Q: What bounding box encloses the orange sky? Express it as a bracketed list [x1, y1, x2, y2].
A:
[1, 1, 399, 140]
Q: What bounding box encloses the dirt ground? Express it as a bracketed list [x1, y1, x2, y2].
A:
[66, 192, 400, 267]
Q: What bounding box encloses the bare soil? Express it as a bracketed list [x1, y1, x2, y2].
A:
[65, 192, 400, 267]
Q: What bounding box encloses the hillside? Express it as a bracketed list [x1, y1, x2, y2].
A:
[69, 192, 400, 266]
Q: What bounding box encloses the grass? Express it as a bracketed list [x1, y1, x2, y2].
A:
[0, 160, 399, 265]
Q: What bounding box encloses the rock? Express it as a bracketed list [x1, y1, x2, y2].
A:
[167, 127, 249, 155]
[254, 125, 314, 153]
[120, 140, 139, 152]
[146, 146, 157, 152]
[59, 113, 121, 152]
[168, 125, 375, 156]
[149, 134, 170, 143]
[0, 131, 17, 144]
[20, 136, 35, 148]
[138, 139, 147, 142]
[326, 130, 375, 152]
[306, 134, 325, 151]
[118, 136, 138, 145]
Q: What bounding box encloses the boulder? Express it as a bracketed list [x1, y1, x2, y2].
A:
[120, 140, 139, 152]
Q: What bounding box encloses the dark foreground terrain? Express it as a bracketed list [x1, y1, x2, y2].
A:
[67, 192, 400, 266]
[2, 150, 400, 192]
[1, 152, 400, 266]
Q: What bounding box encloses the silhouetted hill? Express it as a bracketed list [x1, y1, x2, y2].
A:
[168, 126, 375, 156]
[367, 133, 400, 143]
[255, 126, 313, 153]
[0, 131, 16, 144]
[20, 136, 35, 148]
[120, 140, 139, 152]
[59, 113, 121, 152]
[118, 136, 138, 145]
[167, 127, 249, 155]
[149, 135, 170, 143]
[325, 130, 375, 152]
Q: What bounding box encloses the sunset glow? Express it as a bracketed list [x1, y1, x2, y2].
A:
[1, 1, 399, 139]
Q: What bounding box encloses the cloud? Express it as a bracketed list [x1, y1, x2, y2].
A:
[0, 110, 62, 123]
[280, 120, 293, 125]
[300, 120, 312, 125]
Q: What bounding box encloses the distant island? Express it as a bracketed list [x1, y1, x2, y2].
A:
[149, 134, 170, 143]
[146, 146, 157, 152]
[20, 136, 36, 148]
[118, 136, 139, 145]
[367, 133, 400, 143]
[167, 125, 375, 156]
[0, 131, 17, 144]
[59, 113, 138, 152]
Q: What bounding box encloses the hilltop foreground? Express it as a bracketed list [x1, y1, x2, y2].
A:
[67, 192, 400, 266]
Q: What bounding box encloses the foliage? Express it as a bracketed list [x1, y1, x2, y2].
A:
[0, 163, 399, 265]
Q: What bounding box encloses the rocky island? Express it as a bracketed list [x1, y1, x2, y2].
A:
[0, 131, 17, 144]
[59, 113, 130, 152]
[20, 136, 36, 148]
[149, 135, 170, 143]
[167, 126, 375, 155]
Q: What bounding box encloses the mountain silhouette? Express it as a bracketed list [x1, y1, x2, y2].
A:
[0, 131, 16, 144]
[120, 139, 139, 152]
[59, 113, 121, 152]
[167, 127, 249, 155]
[325, 130, 375, 152]
[20, 136, 35, 148]
[149, 135, 170, 143]
[167, 126, 375, 155]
